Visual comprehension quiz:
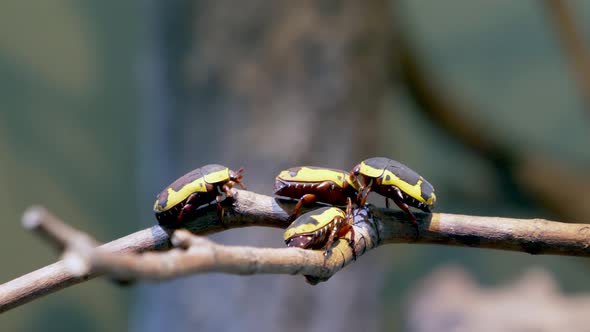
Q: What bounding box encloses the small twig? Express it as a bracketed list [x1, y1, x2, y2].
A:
[1, 189, 589, 314]
[25, 204, 375, 284]
[21, 206, 99, 252]
[87, 228, 369, 285]
[545, 0, 590, 115]
[22, 206, 101, 275]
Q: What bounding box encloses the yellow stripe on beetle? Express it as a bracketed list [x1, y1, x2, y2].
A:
[358, 162, 384, 178]
[203, 168, 230, 183]
[154, 178, 208, 212]
[380, 169, 433, 204]
[278, 167, 349, 187]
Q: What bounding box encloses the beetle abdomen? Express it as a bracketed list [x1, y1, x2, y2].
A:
[155, 190, 218, 225]
[274, 179, 351, 206]
[285, 229, 329, 249]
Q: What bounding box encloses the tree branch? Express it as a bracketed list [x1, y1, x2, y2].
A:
[1, 189, 588, 314]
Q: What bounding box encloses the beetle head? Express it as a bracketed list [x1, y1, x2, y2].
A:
[229, 167, 246, 189]
[351, 164, 361, 176]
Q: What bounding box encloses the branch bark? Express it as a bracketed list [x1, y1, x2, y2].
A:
[1, 189, 588, 314]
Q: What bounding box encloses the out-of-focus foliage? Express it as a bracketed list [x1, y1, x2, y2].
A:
[1, 0, 590, 331]
[0, 1, 140, 331]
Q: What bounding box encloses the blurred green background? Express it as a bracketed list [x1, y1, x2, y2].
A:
[1, 1, 140, 330]
[1, 1, 589, 331]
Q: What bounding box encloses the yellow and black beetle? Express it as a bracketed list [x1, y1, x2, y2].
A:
[351, 157, 436, 230]
[284, 197, 356, 263]
[154, 164, 245, 226]
[274, 166, 361, 221]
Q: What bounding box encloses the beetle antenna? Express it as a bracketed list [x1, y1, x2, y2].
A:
[345, 197, 352, 218]
[235, 167, 246, 189]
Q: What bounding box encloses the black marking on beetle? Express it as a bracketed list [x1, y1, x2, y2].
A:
[289, 208, 332, 228]
[363, 157, 423, 186]
[155, 168, 204, 209]
[200, 164, 227, 181]
[385, 174, 391, 181]
[363, 157, 391, 169]
[168, 168, 204, 191]
[385, 164, 421, 186]
[420, 180, 434, 202]
[286, 167, 303, 178]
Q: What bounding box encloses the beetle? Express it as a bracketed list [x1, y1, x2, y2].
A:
[153, 164, 245, 226]
[274, 166, 361, 221]
[284, 197, 356, 264]
[351, 157, 436, 232]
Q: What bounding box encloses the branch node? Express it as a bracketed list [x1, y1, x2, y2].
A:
[21, 206, 46, 230]
[62, 251, 91, 277]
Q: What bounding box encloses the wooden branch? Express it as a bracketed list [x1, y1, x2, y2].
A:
[75, 229, 371, 285]
[1, 189, 588, 314]
[373, 209, 590, 256]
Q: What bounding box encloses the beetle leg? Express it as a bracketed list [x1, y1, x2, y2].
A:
[391, 187, 419, 239]
[216, 194, 225, 225]
[323, 220, 341, 267]
[289, 194, 317, 222]
[177, 193, 200, 224]
[385, 197, 390, 209]
[234, 167, 247, 189]
[345, 197, 352, 217]
[338, 223, 356, 261]
[222, 183, 233, 198]
[177, 203, 195, 224]
[341, 200, 356, 260]
[359, 182, 372, 206]
[184, 192, 200, 205]
[315, 181, 334, 191]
